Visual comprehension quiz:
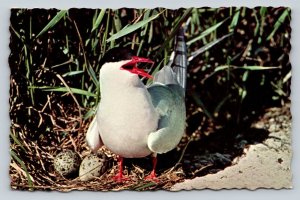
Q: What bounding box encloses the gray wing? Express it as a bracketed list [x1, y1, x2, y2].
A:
[147, 83, 186, 154]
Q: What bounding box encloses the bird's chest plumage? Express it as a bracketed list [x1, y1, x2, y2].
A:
[97, 86, 159, 158]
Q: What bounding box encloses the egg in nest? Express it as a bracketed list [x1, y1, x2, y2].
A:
[54, 150, 81, 177]
[79, 152, 110, 181]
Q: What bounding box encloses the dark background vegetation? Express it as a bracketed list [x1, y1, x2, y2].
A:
[9, 7, 291, 190]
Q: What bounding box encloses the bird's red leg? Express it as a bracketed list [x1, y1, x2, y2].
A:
[113, 156, 128, 182]
[145, 155, 159, 182]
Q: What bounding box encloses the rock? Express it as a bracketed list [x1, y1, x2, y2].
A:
[54, 150, 81, 177]
[171, 103, 292, 190]
[79, 152, 109, 181]
[269, 124, 276, 132]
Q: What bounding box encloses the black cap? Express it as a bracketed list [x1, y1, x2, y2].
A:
[100, 47, 134, 66]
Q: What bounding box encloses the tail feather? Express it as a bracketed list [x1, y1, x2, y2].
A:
[152, 25, 188, 94]
[171, 26, 187, 92]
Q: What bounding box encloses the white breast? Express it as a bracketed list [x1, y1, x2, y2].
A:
[97, 62, 159, 158]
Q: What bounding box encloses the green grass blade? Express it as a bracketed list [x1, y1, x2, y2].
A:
[10, 25, 23, 41]
[140, 9, 151, 37]
[44, 87, 97, 97]
[91, 9, 106, 32]
[137, 9, 151, 56]
[84, 108, 97, 120]
[106, 11, 164, 42]
[147, 21, 153, 44]
[187, 17, 229, 46]
[229, 9, 240, 30]
[191, 8, 200, 34]
[215, 65, 279, 72]
[11, 150, 33, 189]
[113, 10, 122, 32]
[191, 91, 213, 120]
[30, 86, 97, 97]
[214, 94, 231, 115]
[163, 7, 193, 45]
[36, 10, 68, 38]
[283, 70, 291, 83]
[188, 32, 233, 62]
[10, 132, 26, 151]
[62, 70, 84, 77]
[146, 59, 165, 85]
[258, 7, 267, 41]
[87, 64, 99, 87]
[236, 65, 279, 70]
[242, 70, 249, 82]
[134, 182, 157, 191]
[153, 8, 193, 59]
[260, 7, 267, 16]
[267, 8, 290, 40]
[240, 88, 247, 101]
[253, 11, 260, 37]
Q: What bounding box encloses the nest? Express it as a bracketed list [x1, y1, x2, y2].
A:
[9, 84, 187, 191]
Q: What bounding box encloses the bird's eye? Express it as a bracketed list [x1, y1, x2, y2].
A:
[122, 65, 134, 70]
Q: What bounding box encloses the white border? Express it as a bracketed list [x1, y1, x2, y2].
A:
[1, 1, 299, 199]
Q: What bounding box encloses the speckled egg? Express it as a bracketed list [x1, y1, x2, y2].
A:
[54, 150, 81, 177]
[79, 152, 109, 181]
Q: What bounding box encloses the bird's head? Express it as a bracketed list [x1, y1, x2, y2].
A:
[99, 47, 154, 82]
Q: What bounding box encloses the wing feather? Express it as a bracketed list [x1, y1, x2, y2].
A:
[147, 83, 185, 154]
[86, 116, 103, 153]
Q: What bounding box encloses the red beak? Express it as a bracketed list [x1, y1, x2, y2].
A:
[121, 56, 154, 79]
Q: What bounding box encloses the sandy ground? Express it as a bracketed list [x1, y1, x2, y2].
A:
[171, 106, 292, 190]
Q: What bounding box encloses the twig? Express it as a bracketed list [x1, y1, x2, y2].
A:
[165, 137, 192, 174]
[192, 164, 213, 176]
[55, 74, 83, 127]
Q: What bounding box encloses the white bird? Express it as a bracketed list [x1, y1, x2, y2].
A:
[86, 28, 187, 182]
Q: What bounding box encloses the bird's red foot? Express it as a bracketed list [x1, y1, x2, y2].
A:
[112, 156, 129, 182]
[112, 173, 129, 183]
[144, 171, 159, 183]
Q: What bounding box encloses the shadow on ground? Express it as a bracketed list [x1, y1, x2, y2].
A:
[122, 125, 269, 179]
